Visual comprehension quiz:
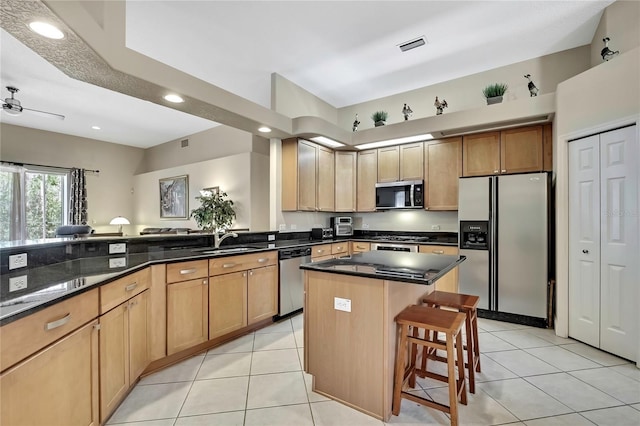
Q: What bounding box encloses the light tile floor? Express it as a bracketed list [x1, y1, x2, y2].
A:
[108, 314, 640, 426]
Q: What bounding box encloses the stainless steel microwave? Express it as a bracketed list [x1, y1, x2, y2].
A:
[375, 180, 424, 210]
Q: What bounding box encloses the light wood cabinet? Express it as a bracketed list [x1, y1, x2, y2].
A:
[377, 143, 424, 182]
[357, 149, 377, 211]
[335, 151, 357, 212]
[167, 278, 209, 355]
[209, 270, 247, 339]
[424, 137, 462, 210]
[331, 242, 349, 257]
[282, 138, 335, 211]
[418, 245, 459, 293]
[1, 320, 99, 426]
[247, 264, 278, 325]
[462, 126, 545, 176]
[351, 241, 370, 253]
[99, 290, 149, 422]
[311, 243, 333, 260]
[100, 268, 150, 314]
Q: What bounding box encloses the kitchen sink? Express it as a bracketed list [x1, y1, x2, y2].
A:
[193, 247, 259, 255]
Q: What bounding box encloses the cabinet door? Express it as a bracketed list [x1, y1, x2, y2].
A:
[357, 149, 377, 211]
[377, 146, 399, 182]
[424, 138, 462, 210]
[1, 321, 99, 426]
[281, 138, 299, 211]
[99, 304, 129, 422]
[298, 140, 317, 211]
[500, 126, 543, 174]
[400, 143, 424, 180]
[317, 146, 335, 212]
[209, 271, 248, 339]
[462, 132, 500, 176]
[351, 241, 370, 253]
[419, 245, 459, 293]
[128, 291, 149, 383]
[335, 151, 356, 212]
[167, 278, 209, 355]
[247, 265, 278, 325]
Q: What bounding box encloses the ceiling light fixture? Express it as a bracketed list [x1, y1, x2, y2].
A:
[28, 21, 65, 39]
[258, 126, 271, 133]
[164, 94, 184, 103]
[91, 125, 101, 130]
[398, 36, 426, 52]
[600, 37, 619, 61]
[355, 134, 433, 150]
[310, 136, 345, 148]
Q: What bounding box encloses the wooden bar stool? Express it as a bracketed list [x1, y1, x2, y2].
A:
[392, 305, 467, 426]
[422, 291, 481, 393]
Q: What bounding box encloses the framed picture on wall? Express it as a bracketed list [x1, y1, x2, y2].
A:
[202, 186, 219, 196]
[159, 175, 189, 219]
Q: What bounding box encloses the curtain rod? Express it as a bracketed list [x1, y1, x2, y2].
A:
[0, 160, 99, 173]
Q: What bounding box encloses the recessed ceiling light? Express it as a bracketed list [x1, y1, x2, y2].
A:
[258, 126, 271, 133]
[310, 136, 345, 148]
[91, 126, 101, 130]
[355, 134, 433, 150]
[29, 21, 64, 39]
[164, 94, 184, 103]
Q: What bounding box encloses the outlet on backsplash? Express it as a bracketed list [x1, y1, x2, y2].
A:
[362, 223, 370, 229]
[431, 225, 441, 230]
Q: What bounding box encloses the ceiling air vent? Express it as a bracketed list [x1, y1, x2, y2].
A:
[181, 139, 189, 148]
[398, 36, 426, 52]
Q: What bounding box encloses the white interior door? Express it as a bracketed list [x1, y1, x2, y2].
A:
[599, 126, 638, 361]
[568, 135, 601, 348]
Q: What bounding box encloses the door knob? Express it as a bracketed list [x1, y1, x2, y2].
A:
[582, 249, 589, 254]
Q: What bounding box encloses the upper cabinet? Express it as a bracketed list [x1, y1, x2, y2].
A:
[424, 137, 462, 211]
[357, 149, 377, 212]
[282, 138, 335, 211]
[377, 143, 423, 182]
[462, 125, 546, 176]
[335, 151, 357, 212]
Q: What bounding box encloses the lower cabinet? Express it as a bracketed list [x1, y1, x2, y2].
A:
[247, 265, 278, 324]
[418, 245, 459, 293]
[99, 290, 150, 423]
[1, 320, 99, 426]
[167, 278, 209, 355]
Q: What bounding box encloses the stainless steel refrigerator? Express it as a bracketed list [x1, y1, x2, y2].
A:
[458, 172, 549, 322]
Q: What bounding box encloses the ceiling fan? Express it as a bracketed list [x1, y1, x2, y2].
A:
[2, 86, 65, 120]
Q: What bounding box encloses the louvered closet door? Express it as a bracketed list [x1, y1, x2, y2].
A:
[568, 135, 601, 348]
[599, 126, 638, 361]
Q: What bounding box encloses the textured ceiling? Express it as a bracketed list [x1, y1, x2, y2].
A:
[0, 0, 614, 148]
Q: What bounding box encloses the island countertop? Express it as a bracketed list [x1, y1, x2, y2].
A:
[300, 251, 466, 285]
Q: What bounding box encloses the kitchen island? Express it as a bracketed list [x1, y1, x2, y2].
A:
[301, 251, 465, 421]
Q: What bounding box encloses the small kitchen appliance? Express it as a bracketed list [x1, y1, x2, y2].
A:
[330, 217, 353, 236]
[310, 227, 334, 240]
[375, 180, 424, 210]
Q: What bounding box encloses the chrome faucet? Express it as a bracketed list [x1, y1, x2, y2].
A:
[214, 231, 238, 249]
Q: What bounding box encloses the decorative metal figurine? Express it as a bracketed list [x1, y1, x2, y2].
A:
[524, 74, 539, 97]
[434, 96, 448, 115]
[352, 114, 360, 132]
[601, 37, 620, 61]
[402, 103, 413, 121]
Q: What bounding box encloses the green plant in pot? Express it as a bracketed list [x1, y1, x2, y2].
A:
[190, 189, 236, 233]
[482, 83, 508, 105]
[371, 110, 389, 127]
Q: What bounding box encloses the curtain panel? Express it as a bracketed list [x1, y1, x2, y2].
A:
[69, 168, 88, 225]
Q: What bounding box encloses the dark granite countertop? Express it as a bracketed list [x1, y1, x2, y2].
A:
[300, 251, 466, 285]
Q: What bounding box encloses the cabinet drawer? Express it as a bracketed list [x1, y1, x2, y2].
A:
[351, 241, 370, 252]
[166, 260, 208, 284]
[331, 242, 349, 255]
[311, 244, 332, 259]
[101, 268, 150, 314]
[1, 288, 99, 372]
[209, 251, 277, 276]
[419, 245, 459, 256]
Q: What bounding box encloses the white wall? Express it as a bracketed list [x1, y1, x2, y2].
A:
[132, 152, 269, 233]
[590, 0, 640, 67]
[554, 46, 640, 341]
[0, 123, 145, 234]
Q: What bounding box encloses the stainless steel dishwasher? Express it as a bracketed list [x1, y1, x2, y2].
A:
[278, 247, 311, 317]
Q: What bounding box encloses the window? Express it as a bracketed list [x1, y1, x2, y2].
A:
[0, 165, 69, 242]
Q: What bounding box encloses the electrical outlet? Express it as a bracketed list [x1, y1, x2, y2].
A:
[334, 297, 351, 312]
[279, 224, 286, 231]
[431, 225, 441, 230]
[268, 234, 276, 241]
[290, 224, 297, 230]
[8, 253, 27, 270]
[109, 258, 127, 268]
[362, 223, 370, 229]
[109, 243, 127, 254]
[9, 275, 28, 292]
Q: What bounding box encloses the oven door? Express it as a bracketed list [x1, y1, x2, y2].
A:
[370, 243, 418, 253]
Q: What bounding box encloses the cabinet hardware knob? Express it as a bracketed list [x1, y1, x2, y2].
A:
[93, 324, 101, 331]
[257, 258, 268, 263]
[493, 170, 499, 174]
[45, 313, 71, 331]
[203, 279, 208, 285]
[243, 272, 247, 277]
[129, 301, 138, 307]
[582, 249, 589, 254]
[250, 271, 253, 276]
[125, 283, 137, 292]
[433, 250, 444, 254]
[223, 263, 237, 268]
[501, 169, 507, 173]
[180, 268, 197, 275]
[317, 249, 324, 253]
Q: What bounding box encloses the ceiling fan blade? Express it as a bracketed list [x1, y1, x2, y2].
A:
[22, 107, 65, 120]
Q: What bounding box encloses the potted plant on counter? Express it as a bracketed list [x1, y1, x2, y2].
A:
[190, 189, 236, 233]
[482, 83, 508, 105]
[371, 110, 388, 127]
